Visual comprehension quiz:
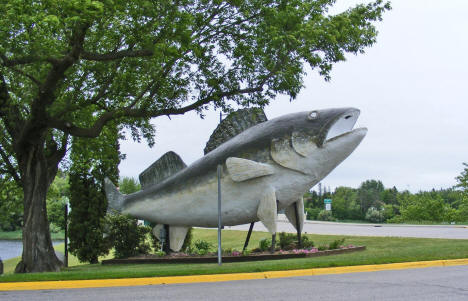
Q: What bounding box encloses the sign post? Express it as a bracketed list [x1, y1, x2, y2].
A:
[217, 164, 222, 265]
[324, 199, 332, 211]
[64, 204, 68, 268]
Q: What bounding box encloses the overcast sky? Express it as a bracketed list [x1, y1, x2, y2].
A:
[119, 0, 468, 192]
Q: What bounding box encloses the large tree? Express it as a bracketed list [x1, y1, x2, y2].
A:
[0, 0, 390, 272]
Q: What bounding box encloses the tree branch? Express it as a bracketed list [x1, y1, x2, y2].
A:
[17, 23, 90, 146]
[39, 23, 90, 106]
[0, 144, 21, 185]
[0, 72, 23, 137]
[46, 133, 69, 180]
[47, 84, 265, 138]
[8, 66, 41, 86]
[81, 49, 154, 61]
[0, 53, 59, 67]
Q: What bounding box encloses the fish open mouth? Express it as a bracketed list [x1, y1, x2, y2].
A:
[324, 109, 367, 143]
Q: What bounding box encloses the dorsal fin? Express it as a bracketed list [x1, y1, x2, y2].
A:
[204, 108, 267, 154]
[138, 151, 187, 189]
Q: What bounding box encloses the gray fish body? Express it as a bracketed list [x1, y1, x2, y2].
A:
[106, 107, 367, 233]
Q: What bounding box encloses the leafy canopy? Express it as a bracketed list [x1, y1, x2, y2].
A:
[0, 0, 390, 151]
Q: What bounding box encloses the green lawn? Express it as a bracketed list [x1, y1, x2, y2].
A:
[1, 228, 468, 282]
[0, 230, 64, 240]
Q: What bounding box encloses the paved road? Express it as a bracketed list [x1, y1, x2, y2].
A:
[3, 265, 468, 300]
[226, 220, 468, 239]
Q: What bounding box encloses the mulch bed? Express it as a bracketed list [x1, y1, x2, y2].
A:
[101, 246, 366, 265]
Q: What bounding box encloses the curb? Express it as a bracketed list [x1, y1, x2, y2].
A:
[1, 258, 468, 291]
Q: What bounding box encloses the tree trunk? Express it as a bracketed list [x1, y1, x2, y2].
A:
[14, 144, 63, 273]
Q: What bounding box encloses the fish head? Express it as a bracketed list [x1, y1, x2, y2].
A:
[271, 108, 367, 179]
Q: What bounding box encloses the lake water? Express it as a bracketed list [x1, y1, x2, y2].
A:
[0, 240, 63, 260]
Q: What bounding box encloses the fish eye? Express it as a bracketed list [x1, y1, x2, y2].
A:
[308, 111, 318, 120]
[344, 115, 352, 120]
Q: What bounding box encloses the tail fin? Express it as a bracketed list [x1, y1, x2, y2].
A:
[104, 178, 125, 213]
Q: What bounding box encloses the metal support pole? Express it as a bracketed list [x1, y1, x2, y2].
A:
[64, 204, 68, 268]
[243, 222, 255, 252]
[163, 224, 171, 254]
[270, 199, 278, 253]
[270, 233, 276, 253]
[217, 164, 222, 265]
[294, 202, 302, 248]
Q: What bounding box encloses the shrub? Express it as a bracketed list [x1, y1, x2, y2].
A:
[46, 197, 67, 231]
[328, 238, 345, 250]
[193, 239, 212, 255]
[317, 210, 335, 221]
[222, 248, 233, 255]
[49, 223, 62, 234]
[382, 204, 399, 221]
[154, 250, 166, 257]
[149, 230, 161, 252]
[258, 238, 271, 251]
[0, 180, 23, 232]
[386, 215, 403, 223]
[278, 232, 297, 250]
[398, 193, 446, 222]
[301, 236, 314, 249]
[105, 213, 151, 259]
[457, 200, 468, 222]
[365, 207, 385, 223]
[305, 208, 321, 220]
[317, 245, 328, 251]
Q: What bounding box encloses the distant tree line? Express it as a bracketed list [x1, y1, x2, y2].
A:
[305, 164, 468, 224]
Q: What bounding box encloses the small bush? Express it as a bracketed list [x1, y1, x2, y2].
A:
[301, 236, 314, 249]
[386, 215, 403, 223]
[154, 250, 166, 257]
[222, 248, 233, 255]
[305, 208, 321, 220]
[317, 210, 335, 221]
[317, 245, 328, 251]
[49, 223, 62, 234]
[365, 207, 385, 223]
[46, 197, 67, 231]
[328, 238, 345, 250]
[278, 232, 297, 250]
[105, 214, 151, 259]
[193, 239, 212, 255]
[149, 232, 162, 253]
[258, 238, 271, 251]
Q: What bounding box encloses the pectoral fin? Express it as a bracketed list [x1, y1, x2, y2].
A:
[169, 226, 189, 252]
[285, 198, 305, 232]
[226, 157, 274, 182]
[257, 187, 277, 234]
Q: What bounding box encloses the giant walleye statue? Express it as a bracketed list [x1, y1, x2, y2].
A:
[105, 108, 367, 251]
